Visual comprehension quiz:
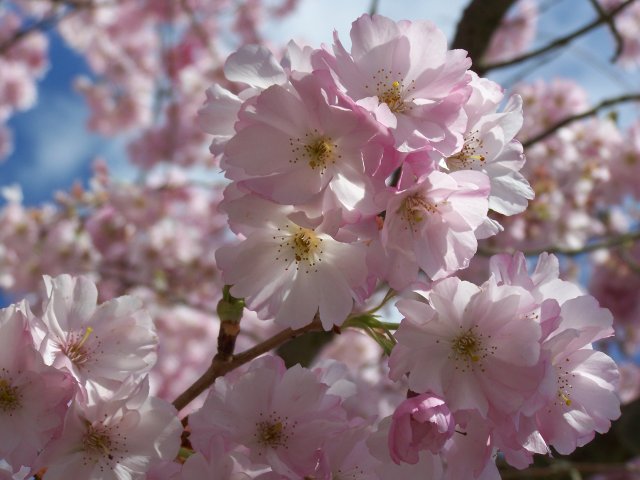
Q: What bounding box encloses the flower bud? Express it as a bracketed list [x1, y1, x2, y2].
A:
[388, 392, 454, 464]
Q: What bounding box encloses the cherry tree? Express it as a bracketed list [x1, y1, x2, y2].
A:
[0, 0, 640, 478]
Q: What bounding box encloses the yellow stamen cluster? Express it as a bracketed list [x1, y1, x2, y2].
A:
[398, 193, 439, 230]
[289, 129, 340, 173]
[83, 423, 114, 457]
[447, 131, 488, 171]
[0, 377, 20, 412]
[364, 68, 416, 114]
[444, 326, 497, 373]
[63, 327, 94, 365]
[274, 225, 324, 274]
[254, 412, 294, 449]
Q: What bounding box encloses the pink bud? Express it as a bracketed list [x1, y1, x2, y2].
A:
[388, 392, 454, 464]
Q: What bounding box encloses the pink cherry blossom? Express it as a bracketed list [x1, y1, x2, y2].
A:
[388, 276, 543, 418]
[381, 170, 490, 288]
[216, 190, 369, 330]
[224, 71, 390, 213]
[0, 302, 74, 470]
[318, 13, 471, 154]
[189, 355, 348, 477]
[31, 275, 158, 392]
[41, 377, 181, 480]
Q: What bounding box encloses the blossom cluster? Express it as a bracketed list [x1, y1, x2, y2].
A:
[0, 275, 181, 479]
[0, 8, 629, 480]
[186, 13, 621, 479]
[208, 13, 534, 330]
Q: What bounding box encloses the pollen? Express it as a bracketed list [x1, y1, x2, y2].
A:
[304, 137, 334, 170]
[274, 225, 324, 274]
[84, 423, 114, 456]
[398, 193, 438, 230]
[0, 377, 21, 412]
[289, 129, 339, 173]
[554, 361, 575, 409]
[447, 130, 488, 171]
[365, 68, 416, 114]
[63, 327, 95, 366]
[449, 326, 497, 372]
[81, 421, 127, 469]
[254, 412, 294, 449]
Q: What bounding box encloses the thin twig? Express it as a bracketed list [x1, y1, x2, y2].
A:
[172, 318, 323, 411]
[587, 0, 625, 61]
[478, 230, 640, 258]
[481, 0, 637, 71]
[501, 461, 640, 478]
[522, 93, 640, 148]
[368, 0, 380, 16]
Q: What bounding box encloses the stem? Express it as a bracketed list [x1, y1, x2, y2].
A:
[368, 0, 380, 15]
[481, 0, 637, 72]
[522, 94, 640, 148]
[362, 288, 396, 315]
[172, 318, 323, 412]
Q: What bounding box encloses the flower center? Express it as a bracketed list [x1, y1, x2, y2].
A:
[63, 327, 94, 365]
[275, 225, 324, 273]
[448, 327, 496, 372]
[304, 137, 335, 171]
[290, 130, 339, 173]
[398, 193, 438, 229]
[379, 80, 406, 113]
[0, 378, 21, 412]
[83, 423, 114, 457]
[447, 131, 487, 171]
[257, 420, 285, 447]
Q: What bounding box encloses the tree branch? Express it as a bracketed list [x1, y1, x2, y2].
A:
[501, 461, 640, 478]
[522, 93, 640, 148]
[587, 0, 625, 61]
[452, 0, 518, 74]
[172, 318, 324, 412]
[478, 230, 640, 258]
[481, 0, 637, 72]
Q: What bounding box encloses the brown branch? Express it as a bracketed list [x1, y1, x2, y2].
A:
[522, 93, 640, 148]
[478, 230, 640, 258]
[481, 0, 637, 72]
[172, 317, 323, 412]
[501, 461, 640, 478]
[0, 0, 111, 54]
[0, 12, 65, 54]
[588, 0, 625, 61]
[452, 0, 518, 74]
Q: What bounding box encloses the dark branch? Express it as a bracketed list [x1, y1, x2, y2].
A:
[481, 0, 637, 72]
[587, 0, 625, 61]
[172, 318, 323, 412]
[452, 0, 518, 74]
[522, 93, 640, 148]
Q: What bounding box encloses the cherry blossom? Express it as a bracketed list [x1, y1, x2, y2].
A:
[32, 274, 158, 392]
[40, 377, 181, 480]
[317, 13, 472, 154]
